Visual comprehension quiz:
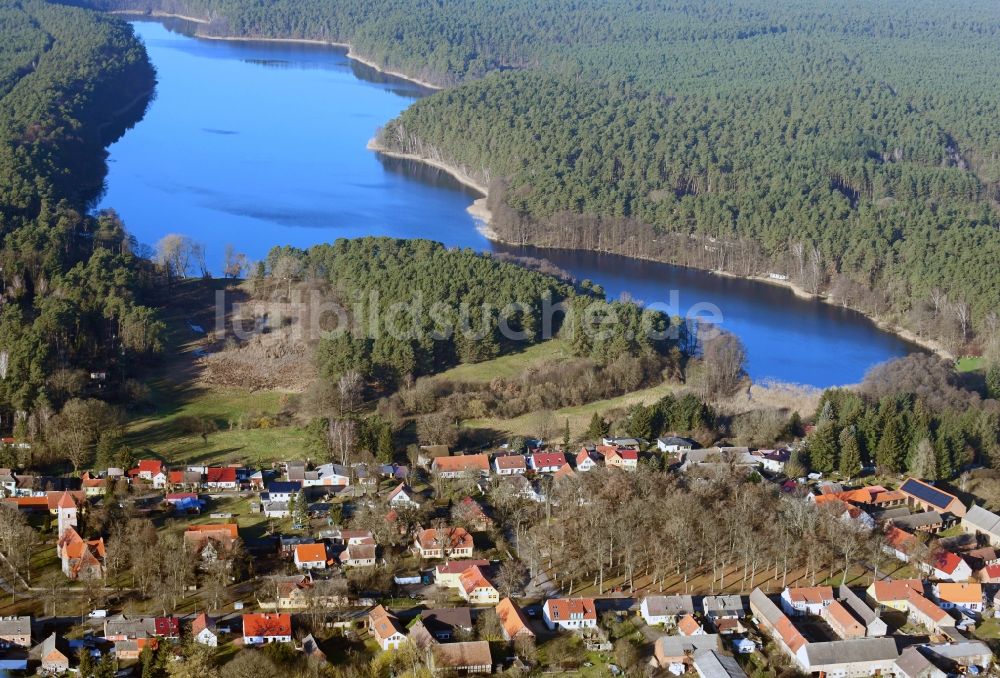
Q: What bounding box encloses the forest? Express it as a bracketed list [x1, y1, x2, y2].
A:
[0, 0, 161, 428]
[65, 0, 1000, 354]
[253, 237, 688, 391]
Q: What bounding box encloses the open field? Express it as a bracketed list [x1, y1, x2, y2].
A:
[434, 339, 572, 383]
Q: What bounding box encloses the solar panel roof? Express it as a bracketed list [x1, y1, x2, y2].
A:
[900, 478, 954, 509]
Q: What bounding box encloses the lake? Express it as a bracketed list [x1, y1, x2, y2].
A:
[99, 20, 919, 387]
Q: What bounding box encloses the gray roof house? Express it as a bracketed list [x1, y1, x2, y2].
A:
[640, 594, 696, 624]
[679, 447, 759, 472]
[798, 638, 899, 675]
[702, 595, 745, 620]
[692, 648, 748, 678]
[894, 646, 946, 678]
[838, 585, 888, 637]
[962, 505, 1000, 545]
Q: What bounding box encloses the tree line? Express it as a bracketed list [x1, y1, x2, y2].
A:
[0, 0, 163, 428]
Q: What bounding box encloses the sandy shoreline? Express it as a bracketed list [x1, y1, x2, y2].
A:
[368, 146, 951, 361]
[115, 11, 442, 90]
[367, 140, 498, 238]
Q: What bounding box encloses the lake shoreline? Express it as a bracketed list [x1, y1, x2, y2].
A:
[368, 143, 951, 362]
[112, 11, 443, 90]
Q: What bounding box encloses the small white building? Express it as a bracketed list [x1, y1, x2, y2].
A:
[781, 586, 834, 617]
[293, 543, 328, 571]
[656, 437, 695, 454]
[151, 472, 168, 489]
[192, 613, 218, 647]
[387, 483, 420, 508]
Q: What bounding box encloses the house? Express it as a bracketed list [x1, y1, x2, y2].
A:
[205, 466, 238, 490]
[419, 608, 474, 641]
[924, 641, 993, 673]
[495, 474, 544, 502]
[528, 452, 566, 473]
[169, 470, 205, 488]
[496, 598, 534, 641]
[265, 481, 301, 502]
[431, 454, 490, 479]
[0, 616, 31, 648]
[899, 478, 966, 518]
[262, 500, 290, 518]
[242, 613, 292, 645]
[962, 505, 1000, 545]
[821, 600, 865, 640]
[114, 637, 158, 660]
[748, 589, 806, 658]
[429, 640, 492, 674]
[599, 436, 639, 449]
[598, 446, 639, 471]
[328, 529, 375, 546]
[459, 565, 499, 605]
[435, 560, 490, 588]
[542, 598, 597, 631]
[780, 586, 834, 616]
[656, 436, 695, 453]
[640, 595, 696, 625]
[184, 524, 239, 561]
[894, 646, 947, 678]
[301, 633, 326, 661]
[278, 535, 315, 557]
[418, 445, 451, 467]
[891, 511, 945, 533]
[653, 635, 720, 669]
[339, 542, 377, 567]
[702, 595, 745, 620]
[493, 454, 527, 476]
[575, 448, 603, 472]
[306, 463, 351, 487]
[415, 527, 474, 559]
[368, 605, 407, 651]
[866, 578, 924, 611]
[933, 582, 983, 614]
[456, 496, 493, 531]
[796, 638, 900, 676]
[838, 585, 887, 637]
[266, 575, 348, 610]
[679, 447, 760, 472]
[884, 526, 918, 562]
[925, 550, 973, 582]
[692, 649, 749, 678]
[131, 459, 164, 481]
[294, 543, 329, 570]
[191, 613, 218, 647]
[34, 633, 70, 674]
[387, 483, 420, 508]
[905, 589, 954, 633]
[677, 614, 704, 636]
[80, 472, 105, 497]
[751, 449, 790, 473]
[103, 615, 156, 641]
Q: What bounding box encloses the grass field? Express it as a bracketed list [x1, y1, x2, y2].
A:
[956, 356, 986, 372]
[434, 339, 571, 383]
[464, 381, 678, 438]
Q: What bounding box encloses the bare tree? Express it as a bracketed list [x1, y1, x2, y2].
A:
[156, 233, 198, 278]
[700, 333, 747, 399]
[338, 370, 364, 416]
[327, 418, 357, 466]
[952, 298, 971, 343]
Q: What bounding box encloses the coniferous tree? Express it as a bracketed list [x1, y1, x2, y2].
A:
[876, 417, 907, 473]
[807, 421, 839, 473]
[838, 425, 862, 477]
[586, 412, 609, 441]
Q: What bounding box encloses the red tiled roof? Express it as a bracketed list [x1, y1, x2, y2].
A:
[417, 527, 473, 551]
[906, 589, 949, 623]
[870, 578, 923, 602]
[242, 613, 291, 638]
[677, 614, 701, 636]
[368, 605, 404, 642]
[136, 460, 164, 474]
[936, 582, 982, 604]
[459, 565, 495, 595]
[531, 452, 567, 468]
[931, 550, 964, 575]
[494, 455, 527, 470]
[206, 467, 237, 483]
[436, 559, 489, 575]
[787, 586, 834, 604]
[496, 598, 533, 639]
[545, 598, 596, 621]
[432, 454, 490, 473]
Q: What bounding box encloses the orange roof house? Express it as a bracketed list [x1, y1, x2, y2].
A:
[416, 527, 474, 558]
[184, 524, 239, 558]
[294, 543, 329, 569]
[496, 598, 534, 641]
[242, 613, 292, 643]
[431, 454, 490, 477]
[934, 582, 983, 607]
[677, 614, 703, 636]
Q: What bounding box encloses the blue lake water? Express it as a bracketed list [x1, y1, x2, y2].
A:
[100, 20, 920, 387]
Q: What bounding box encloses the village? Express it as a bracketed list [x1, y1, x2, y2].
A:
[0, 435, 996, 677]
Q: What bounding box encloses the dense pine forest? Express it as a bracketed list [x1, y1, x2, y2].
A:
[66, 0, 1000, 354]
[0, 0, 160, 425]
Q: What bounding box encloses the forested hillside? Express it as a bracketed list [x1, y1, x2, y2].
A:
[66, 0, 1000, 354]
[0, 0, 160, 426]
[255, 237, 687, 389]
